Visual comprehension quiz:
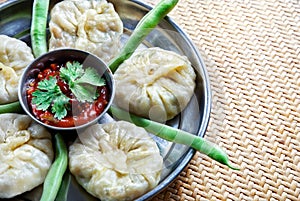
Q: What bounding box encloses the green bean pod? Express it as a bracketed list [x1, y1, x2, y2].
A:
[31, 0, 49, 57]
[54, 170, 71, 201]
[0, 101, 23, 114]
[40, 133, 68, 201]
[109, 106, 240, 170]
[109, 0, 179, 72]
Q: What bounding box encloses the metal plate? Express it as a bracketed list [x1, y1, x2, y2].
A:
[0, 0, 211, 200]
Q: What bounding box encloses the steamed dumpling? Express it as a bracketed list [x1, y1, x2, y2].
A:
[69, 121, 163, 201]
[113, 47, 196, 122]
[0, 35, 34, 104]
[49, 0, 123, 63]
[0, 114, 53, 198]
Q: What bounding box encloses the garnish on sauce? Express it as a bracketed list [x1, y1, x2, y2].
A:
[32, 76, 70, 120]
[60, 61, 105, 102]
[27, 61, 108, 127]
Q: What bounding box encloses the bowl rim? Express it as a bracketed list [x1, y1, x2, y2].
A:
[18, 48, 115, 131]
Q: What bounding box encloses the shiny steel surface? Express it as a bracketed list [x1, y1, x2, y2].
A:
[0, 0, 211, 200]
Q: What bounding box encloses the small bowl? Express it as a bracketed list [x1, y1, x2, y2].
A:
[18, 49, 115, 131]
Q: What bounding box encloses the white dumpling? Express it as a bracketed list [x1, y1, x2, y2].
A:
[0, 114, 53, 198]
[69, 121, 163, 201]
[113, 47, 197, 122]
[49, 0, 123, 63]
[0, 35, 34, 104]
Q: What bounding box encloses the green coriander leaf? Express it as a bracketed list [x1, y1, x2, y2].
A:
[60, 62, 106, 102]
[75, 67, 106, 86]
[31, 76, 70, 120]
[52, 95, 70, 119]
[70, 84, 98, 102]
[60, 61, 84, 83]
[32, 76, 58, 111]
[32, 90, 52, 110]
[37, 76, 57, 90]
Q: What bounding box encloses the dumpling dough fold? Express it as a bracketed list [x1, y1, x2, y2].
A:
[69, 121, 163, 201]
[114, 47, 197, 122]
[0, 114, 53, 198]
[0, 35, 34, 104]
[49, 0, 123, 63]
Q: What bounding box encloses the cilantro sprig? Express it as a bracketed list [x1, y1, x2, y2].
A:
[60, 61, 106, 102]
[31, 61, 106, 120]
[32, 76, 70, 120]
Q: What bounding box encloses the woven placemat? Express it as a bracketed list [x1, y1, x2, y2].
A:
[144, 0, 300, 200]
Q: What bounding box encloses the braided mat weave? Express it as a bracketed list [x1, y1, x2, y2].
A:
[144, 0, 300, 200]
[0, 0, 298, 200]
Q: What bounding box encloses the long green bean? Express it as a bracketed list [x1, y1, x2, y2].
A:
[0, 101, 23, 114]
[109, 106, 240, 170]
[40, 133, 68, 201]
[31, 0, 49, 57]
[109, 0, 179, 72]
[54, 170, 71, 201]
[0, 1, 49, 113]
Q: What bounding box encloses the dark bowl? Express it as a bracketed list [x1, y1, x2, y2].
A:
[18, 48, 115, 131]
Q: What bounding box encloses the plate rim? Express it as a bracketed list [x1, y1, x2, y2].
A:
[0, 0, 212, 200]
[131, 1, 212, 199]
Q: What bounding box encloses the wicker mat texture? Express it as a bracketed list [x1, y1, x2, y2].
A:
[143, 0, 300, 200]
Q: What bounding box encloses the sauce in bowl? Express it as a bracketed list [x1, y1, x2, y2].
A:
[19, 49, 115, 130]
[26, 61, 109, 128]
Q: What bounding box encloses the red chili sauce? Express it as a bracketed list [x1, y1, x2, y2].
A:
[26, 62, 109, 128]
